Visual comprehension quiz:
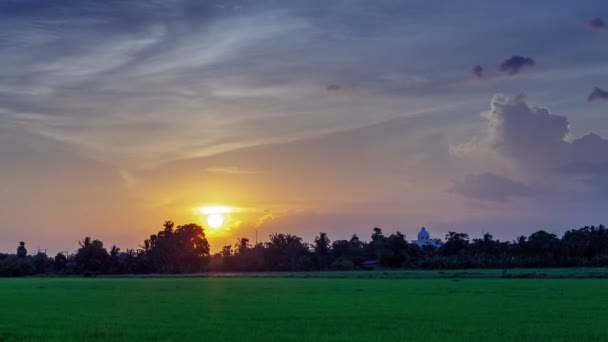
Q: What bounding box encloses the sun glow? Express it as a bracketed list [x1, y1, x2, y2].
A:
[206, 213, 225, 229]
[197, 206, 234, 215]
[197, 206, 234, 229]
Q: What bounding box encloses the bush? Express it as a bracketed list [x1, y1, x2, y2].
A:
[331, 257, 355, 270]
[0, 257, 36, 277]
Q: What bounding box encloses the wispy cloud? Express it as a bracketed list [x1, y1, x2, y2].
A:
[204, 167, 258, 175]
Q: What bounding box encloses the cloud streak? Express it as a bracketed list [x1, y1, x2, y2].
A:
[450, 172, 535, 202]
[5, 1, 608, 252]
[204, 167, 258, 175]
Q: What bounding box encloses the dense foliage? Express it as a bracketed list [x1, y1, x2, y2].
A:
[2, 223, 608, 276]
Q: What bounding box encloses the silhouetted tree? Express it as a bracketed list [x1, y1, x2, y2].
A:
[75, 237, 110, 275]
[109, 245, 121, 274]
[264, 233, 313, 271]
[6, 221, 608, 276]
[16, 242, 27, 258]
[314, 232, 331, 270]
[380, 232, 408, 268]
[54, 253, 67, 272]
[145, 222, 210, 273]
[442, 232, 470, 256]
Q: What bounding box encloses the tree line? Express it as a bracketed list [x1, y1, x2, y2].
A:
[2, 222, 608, 276]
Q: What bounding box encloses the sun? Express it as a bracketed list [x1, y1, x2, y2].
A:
[197, 206, 234, 229]
[206, 213, 225, 229]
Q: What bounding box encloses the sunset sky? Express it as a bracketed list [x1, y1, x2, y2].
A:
[2, 0, 608, 253]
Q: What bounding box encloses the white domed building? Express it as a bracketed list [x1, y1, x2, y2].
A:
[411, 227, 441, 248]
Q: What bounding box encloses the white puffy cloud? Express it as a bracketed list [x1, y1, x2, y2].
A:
[452, 94, 608, 200]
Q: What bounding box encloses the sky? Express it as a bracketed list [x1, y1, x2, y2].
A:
[2, 0, 608, 254]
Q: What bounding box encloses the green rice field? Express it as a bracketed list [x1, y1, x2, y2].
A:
[1, 270, 608, 341]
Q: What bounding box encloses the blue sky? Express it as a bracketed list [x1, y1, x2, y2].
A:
[2, 0, 608, 252]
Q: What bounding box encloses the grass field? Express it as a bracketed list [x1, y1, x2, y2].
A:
[1, 273, 608, 341]
[189, 267, 608, 279]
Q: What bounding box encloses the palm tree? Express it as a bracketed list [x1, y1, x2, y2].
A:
[79, 237, 92, 248]
[17, 241, 27, 258]
[235, 238, 250, 254]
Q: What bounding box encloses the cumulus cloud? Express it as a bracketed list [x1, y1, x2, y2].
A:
[454, 94, 608, 197]
[587, 87, 608, 102]
[480, 95, 569, 167]
[498, 56, 536, 75]
[471, 65, 483, 79]
[588, 17, 607, 30]
[450, 172, 535, 202]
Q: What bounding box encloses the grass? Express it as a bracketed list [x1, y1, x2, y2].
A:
[1, 274, 608, 341]
[194, 267, 608, 279]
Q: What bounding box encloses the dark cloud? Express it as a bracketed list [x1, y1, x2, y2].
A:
[559, 159, 608, 198]
[560, 161, 608, 176]
[588, 17, 607, 30]
[587, 87, 608, 102]
[326, 84, 341, 92]
[471, 65, 483, 79]
[571, 133, 608, 160]
[449, 172, 535, 202]
[497, 56, 536, 76]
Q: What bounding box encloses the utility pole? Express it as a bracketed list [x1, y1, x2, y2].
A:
[256, 209, 270, 246]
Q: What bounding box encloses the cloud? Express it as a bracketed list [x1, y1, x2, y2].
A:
[326, 84, 341, 92]
[132, 111, 462, 222]
[450, 172, 535, 202]
[560, 160, 608, 176]
[497, 56, 536, 75]
[588, 17, 607, 30]
[204, 167, 258, 175]
[454, 94, 608, 197]
[471, 65, 483, 79]
[481, 94, 569, 167]
[255, 210, 276, 229]
[0, 127, 139, 250]
[587, 87, 608, 102]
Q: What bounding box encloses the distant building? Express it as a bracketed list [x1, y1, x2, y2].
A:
[411, 227, 442, 248]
